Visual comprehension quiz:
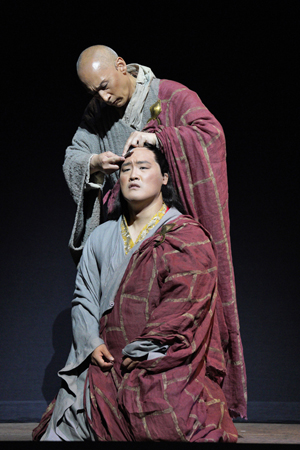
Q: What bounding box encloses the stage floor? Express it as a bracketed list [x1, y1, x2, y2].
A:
[0, 422, 300, 443]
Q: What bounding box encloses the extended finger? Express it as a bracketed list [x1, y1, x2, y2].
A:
[126, 360, 139, 372]
[122, 358, 139, 371]
[109, 156, 125, 166]
[101, 348, 115, 363]
[121, 357, 131, 368]
[132, 134, 146, 148]
[123, 132, 139, 156]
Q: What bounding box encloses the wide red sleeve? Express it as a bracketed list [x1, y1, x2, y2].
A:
[143, 80, 227, 231]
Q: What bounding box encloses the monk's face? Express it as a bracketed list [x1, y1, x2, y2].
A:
[120, 147, 168, 210]
[79, 58, 135, 107]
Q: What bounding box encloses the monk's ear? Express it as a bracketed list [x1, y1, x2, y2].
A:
[115, 57, 127, 73]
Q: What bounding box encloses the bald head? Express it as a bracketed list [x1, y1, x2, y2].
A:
[77, 45, 118, 77]
[76, 45, 136, 107]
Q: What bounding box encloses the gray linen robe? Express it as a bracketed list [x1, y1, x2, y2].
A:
[63, 64, 160, 264]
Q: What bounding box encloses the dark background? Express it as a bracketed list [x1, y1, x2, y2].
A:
[1, 2, 299, 422]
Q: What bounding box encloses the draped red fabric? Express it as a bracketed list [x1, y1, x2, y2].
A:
[87, 216, 238, 442]
[142, 80, 247, 418]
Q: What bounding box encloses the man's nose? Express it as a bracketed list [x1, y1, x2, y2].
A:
[99, 91, 111, 103]
[129, 167, 139, 179]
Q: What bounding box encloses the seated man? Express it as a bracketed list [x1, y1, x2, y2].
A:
[33, 144, 238, 442]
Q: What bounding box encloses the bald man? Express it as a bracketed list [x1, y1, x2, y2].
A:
[63, 45, 247, 421]
[64, 45, 159, 264]
[76, 46, 158, 176]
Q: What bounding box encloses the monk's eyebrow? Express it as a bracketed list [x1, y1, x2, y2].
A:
[94, 80, 108, 92]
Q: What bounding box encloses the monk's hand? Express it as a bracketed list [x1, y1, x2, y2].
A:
[121, 356, 145, 372]
[122, 131, 158, 156]
[91, 344, 115, 372]
[90, 152, 125, 175]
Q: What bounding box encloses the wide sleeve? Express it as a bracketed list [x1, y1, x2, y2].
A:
[63, 98, 105, 204]
[63, 99, 106, 263]
[122, 340, 169, 359]
[143, 82, 228, 239]
[69, 233, 104, 368]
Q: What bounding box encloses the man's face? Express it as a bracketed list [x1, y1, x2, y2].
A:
[80, 59, 133, 107]
[120, 147, 168, 209]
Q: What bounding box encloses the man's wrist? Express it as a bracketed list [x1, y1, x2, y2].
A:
[90, 154, 101, 174]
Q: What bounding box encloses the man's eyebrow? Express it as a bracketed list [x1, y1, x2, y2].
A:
[94, 80, 107, 92]
[121, 160, 152, 167]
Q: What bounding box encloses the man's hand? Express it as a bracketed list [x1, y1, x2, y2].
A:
[122, 131, 158, 156]
[121, 356, 145, 372]
[91, 344, 115, 372]
[90, 152, 125, 175]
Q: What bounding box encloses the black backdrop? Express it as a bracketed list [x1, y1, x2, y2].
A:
[1, 2, 299, 423]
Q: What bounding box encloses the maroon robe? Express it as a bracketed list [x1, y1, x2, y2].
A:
[87, 215, 238, 442]
[107, 79, 247, 419]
